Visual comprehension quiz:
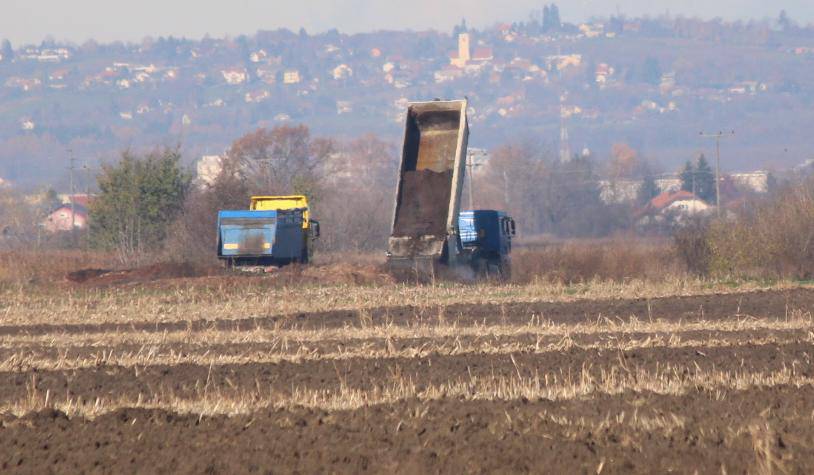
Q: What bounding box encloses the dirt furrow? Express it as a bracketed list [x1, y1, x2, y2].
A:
[0, 342, 810, 405]
[2, 386, 812, 474]
[2, 287, 812, 336]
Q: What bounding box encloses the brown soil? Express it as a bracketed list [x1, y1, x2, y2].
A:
[392, 169, 453, 237]
[3, 288, 814, 473]
[2, 388, 813, 474]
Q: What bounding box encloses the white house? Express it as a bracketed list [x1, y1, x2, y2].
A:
[221, 68, 248, 85]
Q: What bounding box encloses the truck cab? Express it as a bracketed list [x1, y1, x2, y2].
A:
[249, 195, 319, 263]
[458, 210, 516, 279]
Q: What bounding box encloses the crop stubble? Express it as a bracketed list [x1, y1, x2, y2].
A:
[1, 285, 814, 473]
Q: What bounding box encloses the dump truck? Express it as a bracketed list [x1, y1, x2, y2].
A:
[386, 99, 515, 279]
[459, 210, 516, 278]
[387, 99, 469, 275]
[249, 195, 319, 263]
[216, 195, 319, 267]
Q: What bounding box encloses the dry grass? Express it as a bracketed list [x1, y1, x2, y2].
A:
[2, 329, 810, 373]
[0, 250, 117, 285]
[512, 238, 682, 283]
[1, 275, 802, 327]
[3, 364, 811, 418]
[2, 312, 812, 372]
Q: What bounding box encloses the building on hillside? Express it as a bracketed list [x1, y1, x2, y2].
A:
[336, 101, 353, 115]
[43, 204, 88, 233]
[636, 190, 712, 229]
[244, 90, 271, 103]
[730, 172, 770, 193]
[332, 64, 353, 80]
[545, 54, 582, 71]
[655, 177, 681, 193]
[283, 69, 301, 84]
[221, 68, 247, 85]
[196, 155, 223, 187]
[598, 179, 642, 204]
[449, 33, 493, 68]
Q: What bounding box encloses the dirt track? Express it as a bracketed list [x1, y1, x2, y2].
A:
[2, 287, 814, 473]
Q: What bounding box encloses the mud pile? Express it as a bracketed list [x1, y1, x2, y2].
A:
[66, 262, 214, 286]
[392, 169, 453, 237]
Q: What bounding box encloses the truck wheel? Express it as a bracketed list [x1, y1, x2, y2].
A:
[487, 257, 511, 282]
[472, 257, 488, 279]
[499, 257, 512, 281]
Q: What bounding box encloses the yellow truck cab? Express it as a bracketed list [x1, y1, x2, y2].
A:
[249, 195, 319, 262]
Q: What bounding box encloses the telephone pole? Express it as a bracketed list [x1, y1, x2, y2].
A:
[699, 130, 735, 216]
[466, 150, 483, 209]
[67, 149, 76, 242]
[83, 161, 92, 249]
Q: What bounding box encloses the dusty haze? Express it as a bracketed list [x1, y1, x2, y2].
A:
[3, 0, 814, 44]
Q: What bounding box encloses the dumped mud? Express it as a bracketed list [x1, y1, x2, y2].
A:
[392, 169, 453, 237]
[65, 262, 214, 286]
[64, 261, 392, 288]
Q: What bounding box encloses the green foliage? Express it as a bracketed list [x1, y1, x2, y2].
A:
[680, 161, 694, 193]
[679, 156, 715, 203]
[638, 174, 660, 205]
[694, 155, 715, 203]
[90, 148, 190, 264]
[542, 4, 561, 32]
[0, 40, 12, 60]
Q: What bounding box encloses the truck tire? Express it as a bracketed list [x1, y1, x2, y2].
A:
[487, 257, 511, 282]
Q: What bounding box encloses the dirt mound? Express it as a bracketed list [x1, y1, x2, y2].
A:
[392, 169, 453, 237]
[66, 262, 217, 286]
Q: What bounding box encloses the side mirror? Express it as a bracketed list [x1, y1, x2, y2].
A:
[510, 218, 516, 236]
[310, 220, 321, 238]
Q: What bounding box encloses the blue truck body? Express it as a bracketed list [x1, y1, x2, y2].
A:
[217, 208, 306, 265]
[458, 210, 516, 278]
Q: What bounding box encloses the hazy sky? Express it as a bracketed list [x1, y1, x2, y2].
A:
[3, 0, 813, 45]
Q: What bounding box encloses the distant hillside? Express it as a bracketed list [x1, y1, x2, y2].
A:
[2, 9, 814, 187]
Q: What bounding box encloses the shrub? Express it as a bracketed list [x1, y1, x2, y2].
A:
[90, 148, 190, 265]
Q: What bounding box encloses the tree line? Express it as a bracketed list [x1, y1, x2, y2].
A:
[0, 122, 788, 267]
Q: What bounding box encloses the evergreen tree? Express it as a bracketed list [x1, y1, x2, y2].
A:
[90, 148, 190, 264]
[1, 39, 13, 60]
[638, 174, 659, 206]
[679, 156, 715, 203]
[778, 10, 792, 31]
[550, 4, 561, 30]
[694, 154, 715, 203]
[680, 161, 695, 193]
[542, 6, 551, 31]
[453, 18, 468, 36]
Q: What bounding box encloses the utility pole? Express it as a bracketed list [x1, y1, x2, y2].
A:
[83, 161, 91, 250]
[67, 149, 76, 243]
[700, 130, 735, 216]
[466, 149, 483, 210]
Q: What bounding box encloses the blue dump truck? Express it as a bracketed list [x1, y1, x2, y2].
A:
[217, 208, 307, 267]
[387, 99, 517, 280]
[459, 210, 516, 279]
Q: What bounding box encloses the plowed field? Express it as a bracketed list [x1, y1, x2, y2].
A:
[2, 284, 814, 473]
